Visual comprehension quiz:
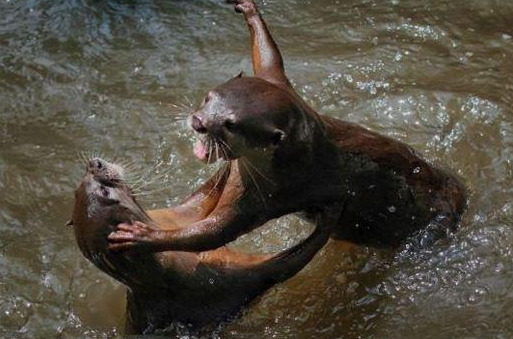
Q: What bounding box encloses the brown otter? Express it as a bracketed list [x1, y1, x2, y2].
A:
[69, 157, 334, 334]
[108, 0, 466, 252]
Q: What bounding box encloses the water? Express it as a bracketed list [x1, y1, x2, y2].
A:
[1, 0, 513, 337]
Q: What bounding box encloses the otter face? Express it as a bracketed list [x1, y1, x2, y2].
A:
[190, 77, 296, 163]
[84, 158, 128, 202]
[74, 158, 134, 220]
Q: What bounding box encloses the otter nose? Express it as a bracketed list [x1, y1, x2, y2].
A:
[88, 158, 105, 172]
[191, 114, 208, 134]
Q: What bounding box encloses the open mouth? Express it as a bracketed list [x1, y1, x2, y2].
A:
[193, 137, 234, 163]
[193, 138, 211, 163]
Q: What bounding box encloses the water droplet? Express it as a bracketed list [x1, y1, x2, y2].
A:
[413, 166, 421, 174]
[209, 278, 214, 285]
[388, 206, 397, 213]
[494, 262, 505, 273]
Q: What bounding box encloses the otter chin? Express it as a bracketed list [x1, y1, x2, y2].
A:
[69, 157, 331, 335]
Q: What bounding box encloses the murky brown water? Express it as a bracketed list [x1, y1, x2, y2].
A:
[1, 0, 513, 338]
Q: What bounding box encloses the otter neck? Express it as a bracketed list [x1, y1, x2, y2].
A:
[230, 156, 276, 201]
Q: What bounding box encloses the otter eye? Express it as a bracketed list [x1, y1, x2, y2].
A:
[101, 186, 109, 197]
[203, 91, 215, 105]
[224, 120, 237, 132]
[271, 130, 285, 146]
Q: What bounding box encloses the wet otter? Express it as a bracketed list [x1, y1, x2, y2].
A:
[69, 158, 333, 334]
[108, 0, 466, 252]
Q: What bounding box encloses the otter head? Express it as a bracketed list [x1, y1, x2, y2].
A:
[70, 158, 146, 258]
[190, 76, 308, 165]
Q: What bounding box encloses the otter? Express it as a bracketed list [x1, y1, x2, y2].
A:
[69, 157, 334, 334]
[107, 0, 466, 252]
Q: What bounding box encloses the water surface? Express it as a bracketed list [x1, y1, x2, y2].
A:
[1, 0, 513, 337]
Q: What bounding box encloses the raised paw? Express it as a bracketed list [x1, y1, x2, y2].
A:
[107, 221, 161, 252]
[226, 0, 258, 16]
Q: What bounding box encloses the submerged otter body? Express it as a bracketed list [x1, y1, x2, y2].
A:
[70, 158, 331, 334]
[108, 0, 466, 253]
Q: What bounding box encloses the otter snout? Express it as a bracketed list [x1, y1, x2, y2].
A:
[191, 113, 238, 138]
[86, 158, 124, 184]
[88, 158, 106, 173]
[191, 114, 207, 134]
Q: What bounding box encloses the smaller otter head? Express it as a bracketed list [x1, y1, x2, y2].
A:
[79, 158, 131, 207]
[190, 76, 302, 164]
[71, 158, 143, 256]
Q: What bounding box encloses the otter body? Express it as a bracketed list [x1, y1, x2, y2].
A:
[108, 0, 466, 252]
[70, 158, 331, 334]
[188, 76, 465, 247]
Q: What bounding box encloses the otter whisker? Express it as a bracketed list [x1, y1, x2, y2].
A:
[216, 138, 234, 161]
[77, 151, 89, 165]
[166, 96, 195, 118]
[240, 157, 275, 186]
[79, 151, 96, 163]
[127, 169, 169, 194]
[239, 158, 268, 208]
[207, 137, 214, 165]
[217, 139, 231, 160]
[215, 139, 220, 163]
[166, 104, 192, 122]
[181, 94, 195, 109]
[131, 185, 171, 198]
[206, 145, 229, 197]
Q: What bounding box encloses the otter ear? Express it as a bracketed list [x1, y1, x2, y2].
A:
[233, 71, 244, 79]
[65, 219, 74, 227]
[271, 129, 286, 146]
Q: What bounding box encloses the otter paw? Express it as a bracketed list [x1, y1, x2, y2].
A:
[107, 221, 160, 252]
[226, 0, 258, 15]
